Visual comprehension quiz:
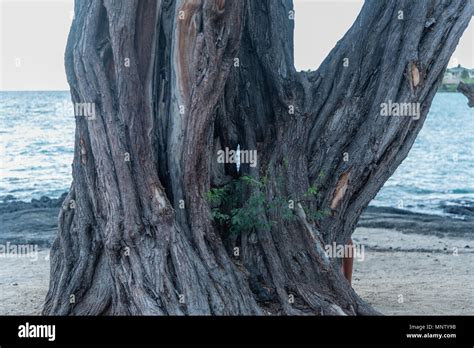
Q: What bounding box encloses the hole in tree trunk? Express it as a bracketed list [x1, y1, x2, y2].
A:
[294, 0, 363, 72]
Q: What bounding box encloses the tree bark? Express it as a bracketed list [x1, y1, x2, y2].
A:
[458, 81, 474, 107]
[43, 0, 472, 315]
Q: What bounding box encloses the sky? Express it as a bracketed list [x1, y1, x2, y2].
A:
[0, 0, 472, 91]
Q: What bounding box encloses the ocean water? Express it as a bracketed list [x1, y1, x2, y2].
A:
[0, 91, 74, 200]
[371, 93, 474, 216]
[0, 91, 473, 216]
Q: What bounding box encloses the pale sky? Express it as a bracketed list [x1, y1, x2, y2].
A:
[0, 0, 472, 91]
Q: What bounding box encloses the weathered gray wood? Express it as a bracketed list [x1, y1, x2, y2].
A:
[44, 0, 471, 315]
[458, 82, 474, 107]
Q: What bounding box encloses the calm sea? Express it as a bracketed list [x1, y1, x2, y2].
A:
[0, 91, 473, 216]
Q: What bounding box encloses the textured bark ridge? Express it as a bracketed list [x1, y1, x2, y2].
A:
[458, 82, 474, 107]
[43, 0, 472, 315]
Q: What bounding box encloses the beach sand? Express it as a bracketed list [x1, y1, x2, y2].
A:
[0, 226, 472, 315]
[353, 227, 473, 315]
[0, 249, 50, 315]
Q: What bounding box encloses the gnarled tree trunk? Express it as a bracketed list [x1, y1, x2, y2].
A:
[43, 0, 471, 315]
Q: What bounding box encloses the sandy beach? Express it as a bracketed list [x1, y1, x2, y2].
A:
[353, 227, 473, 315]
[0, 199, 473, 315]
[0, 249, 50, 315]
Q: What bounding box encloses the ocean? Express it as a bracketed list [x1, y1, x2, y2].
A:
[0, 91, 473, 217]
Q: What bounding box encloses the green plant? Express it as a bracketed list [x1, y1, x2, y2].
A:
[229, 190, 272, 234]
[307, 209, 332, 221]
[207, 176, 294, 236]
[305, 184, 319, 197]
[206, 187, 230, 206]
[211, 209, 230, 224]
[207, 176, 331, 237]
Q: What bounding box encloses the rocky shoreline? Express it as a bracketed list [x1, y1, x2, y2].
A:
[0, 194, 66, 247]
[1, 193, 472, 248]
[359, 206, 474, 238]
